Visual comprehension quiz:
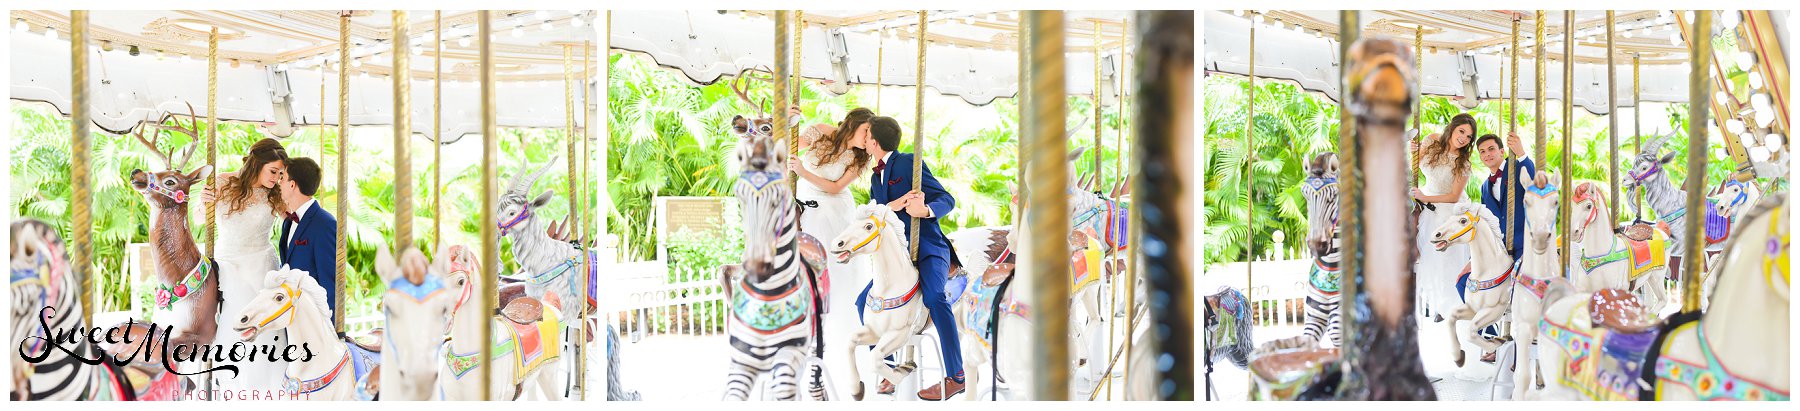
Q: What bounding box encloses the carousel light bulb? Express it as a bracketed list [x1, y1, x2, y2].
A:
[1721, 11, 1740, 28]
[571, 17, 585, 28]
[14, 20, 28, 32]
[512, 26, 524, 37]
[277, 63, 290, 71]
[1685, 11, 1694, 22]
[1622, 30, 1633, 38]
[1293, 23, 1303, 33]
[1670, 33, 1682, 45]
[1750, 71, 1765, 90]
[1716, 90, 1729, 103]
[1765, 133, 1785, 149]
[360, 71, 369, 79]
[42, 27, 56, 39]
[459, 37, 471, 47]
[1750, 146, 1771, 162]
[1736, 51, 1756, 68]
[1726, 118, 1746, 135]
[542, 22, 554, 31]
[412, 46, 423, 56]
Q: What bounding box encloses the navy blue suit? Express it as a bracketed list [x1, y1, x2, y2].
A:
[1479, 157, 1536, 262]
[280, 200, 339, 315]
[857, 151, 964, 382]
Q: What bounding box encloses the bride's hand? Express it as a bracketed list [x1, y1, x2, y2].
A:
[200, 186, 217, 204]
[787, 157, 801, 175]
[1410, 187, 1425, 201]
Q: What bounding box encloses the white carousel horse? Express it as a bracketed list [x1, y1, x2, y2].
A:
[375, 245, 564, 401]
[1427, 203, 1515, 367]
[10, 220, 142, 400]
[827, 204, 932, 400]
[1642, 196, 1788, 400]
[1538, 196, 1790, 401]
[496, 156, 599, 399]
[716, 102, 831, 401]
[1511, 172, 1577, 399]
[1569, 182, 1672, 313]
[227, 267, 378, 400]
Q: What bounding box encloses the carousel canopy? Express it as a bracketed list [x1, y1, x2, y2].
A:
[1204, 10, 1786, 115]
[611, 10, 1135, 106]
[9, 10, 597, 139]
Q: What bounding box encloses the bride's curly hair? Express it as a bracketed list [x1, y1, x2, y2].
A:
[808, 107, 874, 171]
[1423, 113, 1477, 178]
[219, 138, 289, 217]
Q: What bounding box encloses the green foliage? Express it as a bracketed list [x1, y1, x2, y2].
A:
[1201, 75, 1734, 268]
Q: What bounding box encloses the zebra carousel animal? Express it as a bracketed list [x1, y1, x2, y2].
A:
[10, 220, 144, 400]
[1257, 153, 1344, 355]
[715, 82, 832, 400]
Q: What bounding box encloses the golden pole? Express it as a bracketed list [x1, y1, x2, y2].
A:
[877, 28, 886, 114]
[793, 10, 805, 133]
[1017, 16, 1029, 216]
[1412, 24, 1423, 132]
[1510, 16, 1519, 144]
[1133, 10, 1193, 399]
[1334, 8, 1363, 374]
[1023, 10, 1071, 400]
[393, 11, 414, 252]
[1681, 12, 1713, 313]
[580, 37, 594, 401]
[478, 10, 498, 401]
[434, 11, 443, 253]
[335, 11, 351, 334]
[1560, 10, 1574, 281]
[1093, 21, 1104, 192]
[1115, 15, 1132, 397]
[562, 42, 582, 398]
[1534, 11, 1547, 162]
[910, 10, 926, 259]
[1244, 12, 1256, 335]
[206, 26, 218, 271]
[1607, 11, 1619, 209]
[1505, 16, 1517, 257]
[70, 10, 92, 326]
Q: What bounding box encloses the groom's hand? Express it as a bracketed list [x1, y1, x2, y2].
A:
[887, 196, 909, 213]
[902, 191, 931, 218]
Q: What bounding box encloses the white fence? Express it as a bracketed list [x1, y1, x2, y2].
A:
[605, 259, 729, 341]
[1201, 258, 1314, 334]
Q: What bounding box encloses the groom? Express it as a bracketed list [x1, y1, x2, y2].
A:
[278, 157, 339, 317]
[853, 116, 965, 400]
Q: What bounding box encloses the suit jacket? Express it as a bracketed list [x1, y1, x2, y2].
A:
[870, 152, 957, 263]
[1479, 156, 1536, 262]
[280, 200, 338, 314]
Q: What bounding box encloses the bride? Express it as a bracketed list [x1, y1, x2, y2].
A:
[788, 107, 874, 397]
[200, 137, 290, 391]
[1410, 114, 1475, 332]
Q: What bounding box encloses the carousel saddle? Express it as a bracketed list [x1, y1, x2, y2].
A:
[1249, 348, 1341, 400]
[1589, 289, 1658, 334]
[501, 296, 546, 324]
[497, 282, 528, 312]
[348, 329, 383, 353]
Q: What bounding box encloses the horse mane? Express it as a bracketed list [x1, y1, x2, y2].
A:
[266, 266, 332, 317]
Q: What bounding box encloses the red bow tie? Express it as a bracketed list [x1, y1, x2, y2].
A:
[286, 212, 300, 223]
[873, 159, 887, 175]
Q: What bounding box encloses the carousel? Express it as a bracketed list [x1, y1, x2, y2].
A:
[8, 10, 603, 400]
[1200, 10, 1788, 401]
[598, 10, 1193, 401]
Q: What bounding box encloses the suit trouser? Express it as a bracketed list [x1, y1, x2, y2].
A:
[856, 253, 964, 381]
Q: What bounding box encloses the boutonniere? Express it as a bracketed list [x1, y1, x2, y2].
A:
[297, 239, 309, 246]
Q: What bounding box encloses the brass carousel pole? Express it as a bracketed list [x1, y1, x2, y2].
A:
[477, 10, 498, 401]
[335, 11, 351, 335]
[1094, 21, 1105, 194]
[1534, 11, 1547, 162]
[1560, 10, 1574, 281]
[1634, 53, 1643, 219]
[909, 10, 926, 259]
[70, 10, 93, 329]
[1023, 10, 1070, 400]
[434, 11, 443, 253]
[1133, 10, 1192, 400]
[204, 24, 221, 396]
[562, 41, 583, 397]
[580, 36, 594, 401]
[1017, 17, 1029, 215]
[1607, 11, 1619, 209]
[1505, 16, 1518, 257]
[1116, 15, 1136, 398]
[1244, 11, 1256, 336]
[1334, 8, 1363, 378]
[393, 10, 413, 252]
[1681, 12, 1713, 313]
[774, 11, 791, 190]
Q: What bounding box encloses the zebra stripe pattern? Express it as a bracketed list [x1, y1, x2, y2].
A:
[1299, 155, 1344, 348]
[722, 119, 826, 401]
[11, 220, 133, 401]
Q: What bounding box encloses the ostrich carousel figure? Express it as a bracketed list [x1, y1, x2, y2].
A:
[715, 68, 832, 401]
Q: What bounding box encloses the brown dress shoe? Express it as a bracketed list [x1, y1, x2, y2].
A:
[877, 379, 895, 395]
[918, 377, 966, 401]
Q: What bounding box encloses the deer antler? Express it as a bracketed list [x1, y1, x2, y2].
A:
[131, 123, 175, 171]
[169, 102, 201, 171]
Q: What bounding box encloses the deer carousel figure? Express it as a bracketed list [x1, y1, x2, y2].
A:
[716, 69, 833, 401]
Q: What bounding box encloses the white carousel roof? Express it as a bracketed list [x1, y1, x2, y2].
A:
[610, 10, 1136, 106]
[9, 10, 598, 139]
[1203, 10, 1733, 115]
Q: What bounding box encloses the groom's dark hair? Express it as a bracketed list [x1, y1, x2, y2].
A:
[869, 116, 902, 152]
[287, 158, 322, 196]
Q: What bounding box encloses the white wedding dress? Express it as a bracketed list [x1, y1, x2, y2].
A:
[796, 149, 868, 397]
[211, 186, 287, 391]
[1414, 160, 1471, 317]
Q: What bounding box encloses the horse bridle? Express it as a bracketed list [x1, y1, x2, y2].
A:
[848, 215, 886, 255]
[1442, 211, 1480, 244]
[497, 202, 533, 236]
[255, 283, 302, 329]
